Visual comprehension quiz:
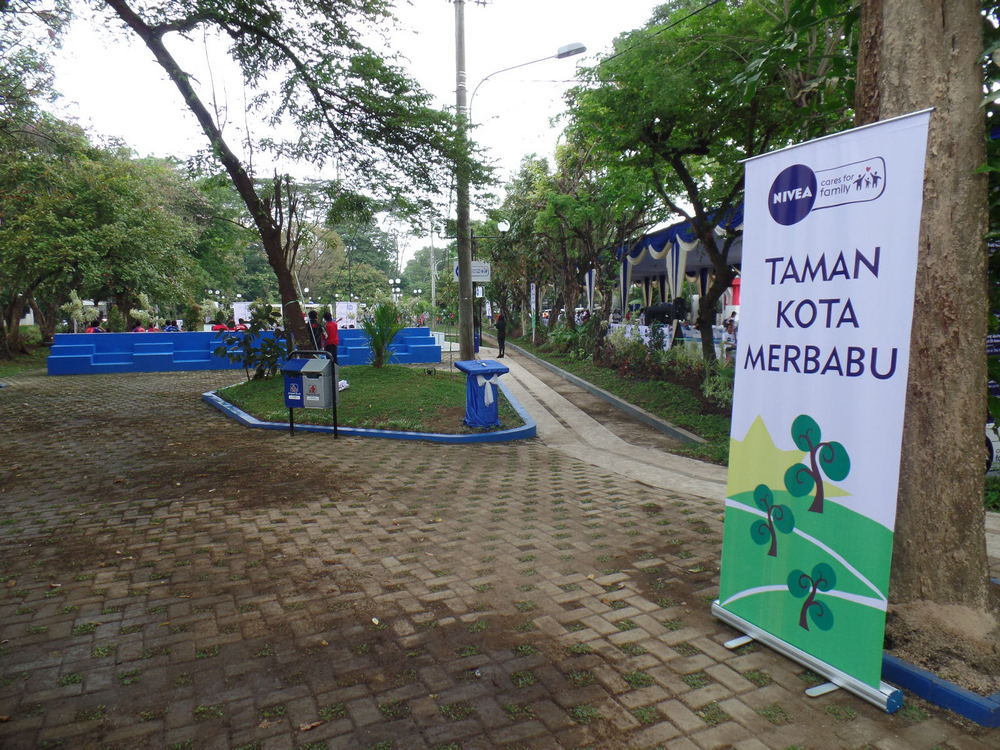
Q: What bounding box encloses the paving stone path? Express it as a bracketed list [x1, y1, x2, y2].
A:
[1, 367, 998, 750]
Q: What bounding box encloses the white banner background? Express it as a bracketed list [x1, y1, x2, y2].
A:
[719, 111, 931, 690]
[732, 111, 931, 531]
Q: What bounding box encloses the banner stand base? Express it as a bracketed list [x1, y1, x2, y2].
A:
[712, 601, 903, 714]
[805, 682, 842, 698]
[723, 634, 754, 650]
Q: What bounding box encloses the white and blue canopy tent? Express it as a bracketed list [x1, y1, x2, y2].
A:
[616, 207, 744, 314]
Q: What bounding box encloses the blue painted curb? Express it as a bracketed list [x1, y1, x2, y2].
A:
[202, 380, 536, 444]
[883, 653, 1000, 726]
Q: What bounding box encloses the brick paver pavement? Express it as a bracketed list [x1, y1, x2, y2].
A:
[1, 368, 998, 750]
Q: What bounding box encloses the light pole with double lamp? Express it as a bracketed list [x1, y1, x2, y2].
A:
[453, 0, 585, 360]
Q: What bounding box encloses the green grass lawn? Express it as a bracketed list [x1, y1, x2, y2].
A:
[217, 364, 524, 434]
[0, 347, 49, 378]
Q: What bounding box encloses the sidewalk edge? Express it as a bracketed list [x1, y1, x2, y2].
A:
[506, 342, 706, 445]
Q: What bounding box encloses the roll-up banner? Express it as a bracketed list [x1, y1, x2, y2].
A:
[715, 110, 931, 696]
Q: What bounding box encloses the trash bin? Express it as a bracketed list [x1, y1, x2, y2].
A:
[282, 357, 333, 409]
[454, 359, 509, 428]
[282, 359, 309, 408]
[300, 358, 333, 409]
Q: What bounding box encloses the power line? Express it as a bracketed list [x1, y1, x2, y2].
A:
[600, 0, 725, 66]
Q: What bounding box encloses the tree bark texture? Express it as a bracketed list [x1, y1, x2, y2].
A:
[857, 0, 994, 613]
[29, 297, 57, 344]
[4, 296, 29, 355]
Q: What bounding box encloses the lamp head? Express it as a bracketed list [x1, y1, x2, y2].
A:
[497, 220, 511, 233]
[556, 43, 586, 59]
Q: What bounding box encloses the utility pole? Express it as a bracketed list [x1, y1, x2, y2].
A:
[451, 1, 580, 360]
[429, 223, 437, 323]
[454, 0, 475, 360]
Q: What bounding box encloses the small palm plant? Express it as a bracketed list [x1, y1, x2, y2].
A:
[361, 302, 405, 368]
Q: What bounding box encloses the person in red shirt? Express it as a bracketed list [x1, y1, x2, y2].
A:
[322, 310, 338, 363]
[210, 321, 228, 332]
[84, 319, 105, 333]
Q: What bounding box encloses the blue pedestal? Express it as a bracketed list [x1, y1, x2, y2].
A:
[454, 359, 510, 428]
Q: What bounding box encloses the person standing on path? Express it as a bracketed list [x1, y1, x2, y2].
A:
[306, 309, 324, 350]
[495, 313, 506, 358]
[322, 309, 339, 363]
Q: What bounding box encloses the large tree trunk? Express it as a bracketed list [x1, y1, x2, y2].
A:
[4, 296, 29, 355]
[694, 233, 735, 363]
[0, 316, 11, 360]
[106, 0, 308, 349]
[519, 279, 532, 339]
[548, 292, 564, 330]
[561, 271, 580, 332]
[29, 297, 57, 344]
[857, 1, 996, 619]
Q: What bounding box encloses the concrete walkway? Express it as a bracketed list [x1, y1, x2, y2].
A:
[0, 360, 998, 750]
[498, 352, 727, 503]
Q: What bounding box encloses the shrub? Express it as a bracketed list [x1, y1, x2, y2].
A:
[106, 306, 125, 332]
[606, 325, 648, 373]
[182, 304, 202, 333]
[701, 361, 735, 410]
[657, 343, 704, 377]
[21, 325, 42, 345]
[648, 323, 668, 352]
[214, 301, 287, 380]
[545, 323, 579, 353]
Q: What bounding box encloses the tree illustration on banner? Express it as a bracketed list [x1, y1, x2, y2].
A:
[749, 484, 795, 557]
[783, 414, 851, 513]
[787, 564, 836, 631]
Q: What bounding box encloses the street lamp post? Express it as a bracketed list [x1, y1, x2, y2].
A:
[453, 0, 584, 360]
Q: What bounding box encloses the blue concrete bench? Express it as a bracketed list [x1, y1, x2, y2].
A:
[47, 327, 442, 374]
[47, 332, 242, 375]
[134, 341, 175, 354]
[336, 328, 441, 366]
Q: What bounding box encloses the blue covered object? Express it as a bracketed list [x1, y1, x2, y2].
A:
[454, 359, 509, 428]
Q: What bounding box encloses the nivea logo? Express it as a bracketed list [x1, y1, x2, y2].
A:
[769, 164, 817, 226]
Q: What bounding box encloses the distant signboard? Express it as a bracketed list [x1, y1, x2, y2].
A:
[336, 302, 359, 328]
[987, 333, 1000, 357]
[231, 301, 252, 324]
[454, 261, 491, 283]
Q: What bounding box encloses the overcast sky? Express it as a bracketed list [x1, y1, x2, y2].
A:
[48, 1, 663, 258]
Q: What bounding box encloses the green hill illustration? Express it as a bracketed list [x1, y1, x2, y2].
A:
[720, 414, 892, 689]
